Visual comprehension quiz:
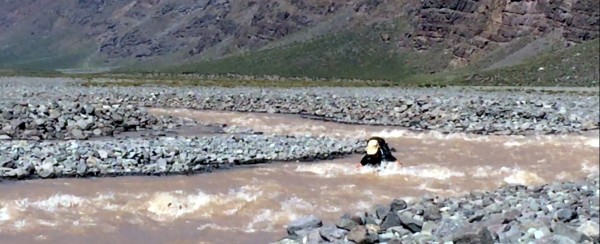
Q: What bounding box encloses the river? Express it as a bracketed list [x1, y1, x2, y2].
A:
[0, 109, 598, 244]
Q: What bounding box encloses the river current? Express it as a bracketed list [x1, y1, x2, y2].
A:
[0, 109, 598, 244]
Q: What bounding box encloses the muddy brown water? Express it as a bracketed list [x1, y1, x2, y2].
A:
[0, 109, 598, 244]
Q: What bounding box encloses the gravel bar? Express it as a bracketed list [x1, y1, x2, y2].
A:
[278, 175, 600, 244]
[1, 77, 599, 136]
[0, 135, 363, 180]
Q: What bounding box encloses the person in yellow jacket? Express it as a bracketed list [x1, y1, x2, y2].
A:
[357, 136, 403, 168]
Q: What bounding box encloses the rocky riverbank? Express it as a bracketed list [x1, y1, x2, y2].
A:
[65, 87, 600, 135]
[1, 77, 599, 136]
[278, 175, 600, 244]
[0, 101, 199, 140]
[0, 135, 363, 180]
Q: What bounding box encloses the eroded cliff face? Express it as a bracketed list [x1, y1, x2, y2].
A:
[0, 0, 597, 68]
[56, 0, 383, 61]
[404, 0, 599, 67]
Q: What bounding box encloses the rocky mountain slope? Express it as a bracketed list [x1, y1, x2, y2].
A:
[0, 0, 598, 83]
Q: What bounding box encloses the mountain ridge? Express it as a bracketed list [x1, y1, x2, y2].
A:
[0, 0, 598, 85]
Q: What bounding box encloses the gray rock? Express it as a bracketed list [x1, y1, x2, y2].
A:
[498, 225, 521, 243]
[77, 119, 92, 130]
[337, 214, 359, 231]
[576, 221, 599, 239]
[97, 150, 109, 160]
[424, 206, 442, 221]
[375, 205, 391, 220]
[388, 226, 411, 237]
[378, 231, 395, 242]
[503, 208, 522, 223]
[553, 208, 577, 222]
[71, 129, 87, 140]
[435, 218, 465, 237]
[381, 209, 403, 230]
[0, 157, 12, 168]
[37, 162, 54, 178]
[83, 105, 95, 115]
[76, 161, 87, 175]
[319, 225, 347, 242]
[552, 222, 593, 243]
[421, 221, 436, 236]
[347, 225, 368, 244]
[387, 238, 403, 244]
[13, 167, 30, 178]
[157, 158, 168, 170]
[286, 215, 322, 235]
[398, 212, 423, 233]
[479, 226, 496, 244]
[536, 235, 577, 244]
[390, 199, 408, 212]
[49, 110, 61, 119]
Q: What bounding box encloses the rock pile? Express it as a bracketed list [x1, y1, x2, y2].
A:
[0, 101, 196, 140]
[71, 87, 600, 136]
[0, 135, 363, 179]
[1, 78, 599, 136]
[278, 175, 600, 243]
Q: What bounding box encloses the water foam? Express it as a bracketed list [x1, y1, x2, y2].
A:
[243, 195, 322, 232]
[246, 209, 276, 231]
[145, 191, 212, 221]
[581, 160, 600, 175]
[143, 184, 268, 222]
[280, 197, 313, 212]
[294, 162, 464, 180]
[196, 223, 252, 233]
[378, 164, 465, 179]
[555, 171, 574, 181]
[472, 166, 498, 178]
[503, 141, 525, 148]
[416, 183, 463, 195]
[13, 220, 27, 230]
[371, 129, 491, 142]
[372, 128, 599, 149]
[503, 170, 545, 186]
[30, 194, 88, 212]
[294, 163, 355, 178]
[585, 138, 599, 148]
[0, 206, 10, 222]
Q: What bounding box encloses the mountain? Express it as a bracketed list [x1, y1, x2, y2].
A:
[0, 0, 598, 84]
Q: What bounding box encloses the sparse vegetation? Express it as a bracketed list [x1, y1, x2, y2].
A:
[0, 69, 64, 77]
[108, 25, 598, 87]
[453, 39, 600, 87]
[2, 26, 598, 88]
[119, 20, 454, 84]
[80, 77, 406, 88]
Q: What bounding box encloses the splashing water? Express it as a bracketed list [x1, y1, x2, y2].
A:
[294, 161, 465, 180]
[0, 206, 10, 222]
[503, 170, 545, 186]
[145, 191, 213, 221]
